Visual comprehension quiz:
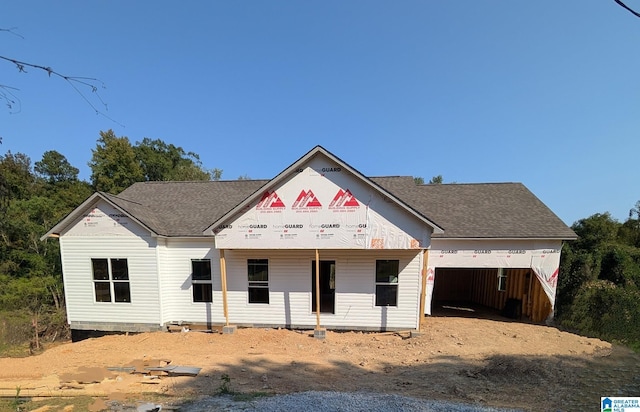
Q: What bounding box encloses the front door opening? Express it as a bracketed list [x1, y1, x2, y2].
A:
[312, 260, 335, 314]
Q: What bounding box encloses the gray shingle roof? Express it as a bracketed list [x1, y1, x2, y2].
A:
[116, 180, 268, 236]
[371, 176, 576, 239]
[108, 177, 575, 239]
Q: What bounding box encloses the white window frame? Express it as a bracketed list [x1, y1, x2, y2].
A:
[375, 259, 399, 307]
[91, 258, 131, 303]
[247, 259, 269, 304]
[191, 259, 213, 303]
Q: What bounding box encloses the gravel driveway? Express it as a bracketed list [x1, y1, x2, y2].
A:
[172, 391, 521, 412]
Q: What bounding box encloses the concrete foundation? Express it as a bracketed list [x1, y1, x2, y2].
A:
[313, 328, 326, 340]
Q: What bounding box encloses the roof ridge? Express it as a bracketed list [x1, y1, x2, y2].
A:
[100, 192, 145, 206]
[134, 179, 270, 185]
[418, 182, 522, 186]
[370, 175, 414, 178]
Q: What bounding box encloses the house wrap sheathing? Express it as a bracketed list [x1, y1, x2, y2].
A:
[43, 146, 576, 334]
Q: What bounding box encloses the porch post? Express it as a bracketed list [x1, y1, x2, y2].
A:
[313, 249, 326, 339]
[220, 249, 235, 333]
[315, 249, 321, 329]
[419, 248, 430, 331]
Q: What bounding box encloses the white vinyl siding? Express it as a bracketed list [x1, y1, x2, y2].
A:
[60, 236, 160, 326]
[222, 249, 421, 330]
[61, 233, 421, 330]
[158, 239, 223, 325]
[59, 213, 422, 331]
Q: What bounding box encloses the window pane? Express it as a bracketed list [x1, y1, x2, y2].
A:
[248, 287, 269, 304]
[92, 259, 109, 280]
[498, 275, 507, 292]
[497, 268, 508, 291]
[375, 285, 398, 306]
[111, 259, 129, 280]
[193, 284, 212, 302]
[114, 282, 131, 302]
[192, 260, 212, 281]
[94, 282, 111, 302]
[248, 259, 268, 282]
[376, 260, 399, 283]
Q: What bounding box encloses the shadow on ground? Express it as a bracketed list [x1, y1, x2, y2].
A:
[164, 336, 639, 412]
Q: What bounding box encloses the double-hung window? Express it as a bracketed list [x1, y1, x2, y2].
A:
[247, 259, 269, 304]
[92, 258, 131, 303]
[375, 259, 399, 307]
[192, 259, 213, 303]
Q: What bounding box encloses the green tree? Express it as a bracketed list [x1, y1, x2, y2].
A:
[211, 168, 223, 181]
[34, 150, 79, 184]
[88, 130, 144, 193]
[428, 175, 443, 184]
[33, 150, 93, 226]
[0, 149, 83, 350]
[598, 244, 640, 287]
[558, 206, 640, 349]
[413, 176, 424, 185]
[620, 200, 640, 247]
[571, 213, 619, 251]
[0, 151, 35, 206]
[0, 152, 39, 280]
[134, 137, 211, 181]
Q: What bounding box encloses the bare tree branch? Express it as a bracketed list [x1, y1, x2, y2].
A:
[614, 0, 640, 18]
[0, 55, 123, 125]
[0, 83, 21, 113]
[1, 27, 123, 125]
[0, 27, 25, 39]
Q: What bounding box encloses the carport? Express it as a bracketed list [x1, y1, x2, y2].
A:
[424, 239, 564, 323]
[431, 267, 552, 322]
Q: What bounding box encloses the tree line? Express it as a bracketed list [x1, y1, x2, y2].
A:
[558, 208, 640, 350]
[1, 130, 639, 353]
[0, 130, 221, 353]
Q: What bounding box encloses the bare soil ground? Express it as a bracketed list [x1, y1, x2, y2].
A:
[1, 315, 639, 412]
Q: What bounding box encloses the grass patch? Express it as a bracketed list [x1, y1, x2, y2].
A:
[0, 342, 30, 358]
[0, 308, 70, 358]
[0, 395, 95, 412]
[0, 393, 181, 412]
[232, 391, 273, 402]
[217, 373, 232, 394]
[214, 373, 273, 401]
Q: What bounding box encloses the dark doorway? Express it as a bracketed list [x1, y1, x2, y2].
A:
[312, 260, 335, 314]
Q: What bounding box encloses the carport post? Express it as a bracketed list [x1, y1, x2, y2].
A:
[419, 249, 430, 330]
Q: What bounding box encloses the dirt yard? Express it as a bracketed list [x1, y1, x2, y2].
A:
[1, 315, 639, 412]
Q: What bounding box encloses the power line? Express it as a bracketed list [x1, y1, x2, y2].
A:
[614, 0, 640, 18]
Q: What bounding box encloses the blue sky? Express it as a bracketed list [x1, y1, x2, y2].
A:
[2, 1, 639, 226]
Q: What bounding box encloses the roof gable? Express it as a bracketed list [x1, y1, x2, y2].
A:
[208, 150, 439, 249]
[204, 145, 443, 235]
[40, 192, 156, 239]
